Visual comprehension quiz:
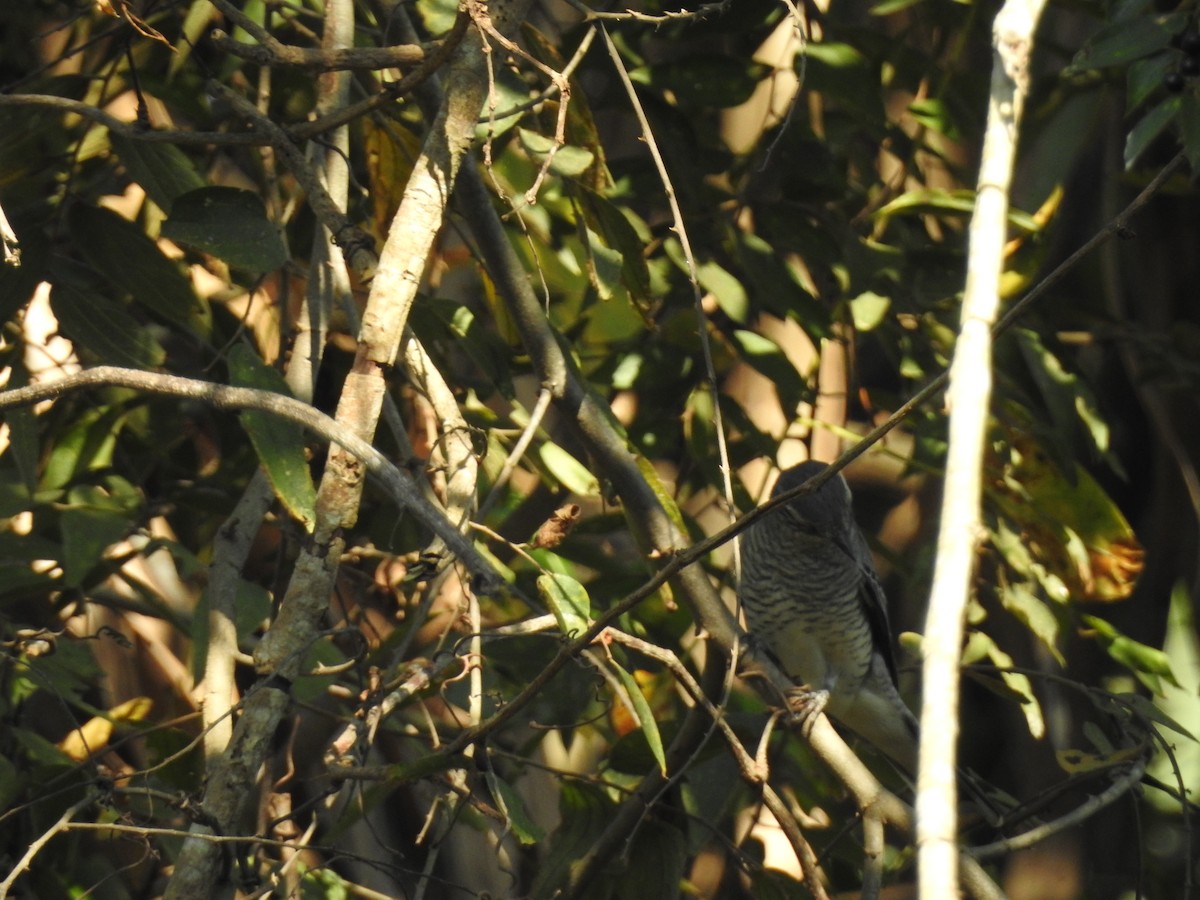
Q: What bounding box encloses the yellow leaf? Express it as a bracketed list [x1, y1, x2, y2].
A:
[57, 696, 153, 761]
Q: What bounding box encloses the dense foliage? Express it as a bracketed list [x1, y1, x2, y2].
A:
[0, 0, 1198, 897]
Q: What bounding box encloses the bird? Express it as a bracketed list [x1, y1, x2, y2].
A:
[739, 459, 920, 773]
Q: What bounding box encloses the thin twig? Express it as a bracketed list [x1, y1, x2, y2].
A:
[476, 387, 553, 521]
[602, 628, 831, 898]
[560, 0, 731, 23]
[969, 757, 1148, 859]
[600, 25, 740, 564]
[0, 792, 95, 896]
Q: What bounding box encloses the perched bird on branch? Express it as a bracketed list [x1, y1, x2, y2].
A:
[739, 459, 920, 772]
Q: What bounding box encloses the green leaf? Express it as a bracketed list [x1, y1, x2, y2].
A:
[907, 98, 961, 140]
[49, 283, 166, 369]
[610, 660, 667, 776]
[60, 484, 134, 587]
[0, 753, 22, 813]
[697, 260, 749, 323]
[577, 186, 652, 305]
[802, 42, 881, 122]
[484, 770, 547, 845]
[871, 0, 926, 14]
[162, 187, 288, 273]
[875, 188, 1040, 232]
[109, 133, 206, 211]
[998, 581, 1064, 665]
[529, 783, 614, 900]
[537, 572, 592, 638]
[68, 204, 208, 333]
[1125, 95, 1182, 169]
[582, 227, 625, 301]
[631, 56, 771, 108]
[1082, 614, 1180, 694]
[536, 442, 600, 496]
[517, 128, 596, 177]
[730, 329, 804, 411]
[40, 406, 126, 491]
[962, 630, 1046, 739]
[621, 817, 687, 900]
[1015, 328, 1109, 456]
[409, 298, 515, 399]
[848, 290, 891, 332]
[3, 364, 40, 492]
[1067, 13, 1184, 73]
[1127, 53, 1175, 113]
[227, 345, 317, 531]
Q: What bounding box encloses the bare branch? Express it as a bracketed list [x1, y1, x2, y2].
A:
[209, 28, 430, 70]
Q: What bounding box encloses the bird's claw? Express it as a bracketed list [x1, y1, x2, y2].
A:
[784, 686, 830, 728]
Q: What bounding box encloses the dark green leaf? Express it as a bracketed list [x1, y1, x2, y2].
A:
[610, 659, 666, 776]
[485, 770, 547, 845]
[109, 133, 206, 212]
[530, 783, 614, 900]
[1126, 53, 1175, 113]
[227, 344, 317, 530]
[581, 227, 625, 301]
[617, 817, 687, 900]
[162, 187, 288, 273]
[577, 186, 652, 306]
[60, 484, 134, 588]
[1068, 13, 1184, 73]
[68, 204, 207, 332]
[631, 56, 771, 108]
[1125, 95, 1182, 168]
[49, 283, 166, 369]
[802, 42, 882, 123]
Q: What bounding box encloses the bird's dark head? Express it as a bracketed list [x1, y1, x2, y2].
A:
[769, 460, 854, 534]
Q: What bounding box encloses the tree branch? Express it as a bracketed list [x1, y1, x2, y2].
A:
[918, 0, 1048, 893]
[209, 29, 430, 71]
[0, 367, 495, 581]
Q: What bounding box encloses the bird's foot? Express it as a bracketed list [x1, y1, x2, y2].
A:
[784, 686, 830, 729]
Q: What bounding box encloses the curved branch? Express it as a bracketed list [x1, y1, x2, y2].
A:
[0, 367, 498, 587]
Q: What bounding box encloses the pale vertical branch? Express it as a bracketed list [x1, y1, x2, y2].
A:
[200, 0, 354, 762]
[164, 1, 531, 891]
[293, 0, 354, 399]
[402, 331, 478, 533]
[917, 0, 1047, 893]
[0, 199, 19, 267]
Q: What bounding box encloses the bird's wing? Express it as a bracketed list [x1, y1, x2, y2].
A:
[833, 527, 902, 688]
[857, 563, 901, 687]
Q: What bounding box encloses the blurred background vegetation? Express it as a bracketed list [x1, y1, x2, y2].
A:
[0, 0, 1198, 897]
